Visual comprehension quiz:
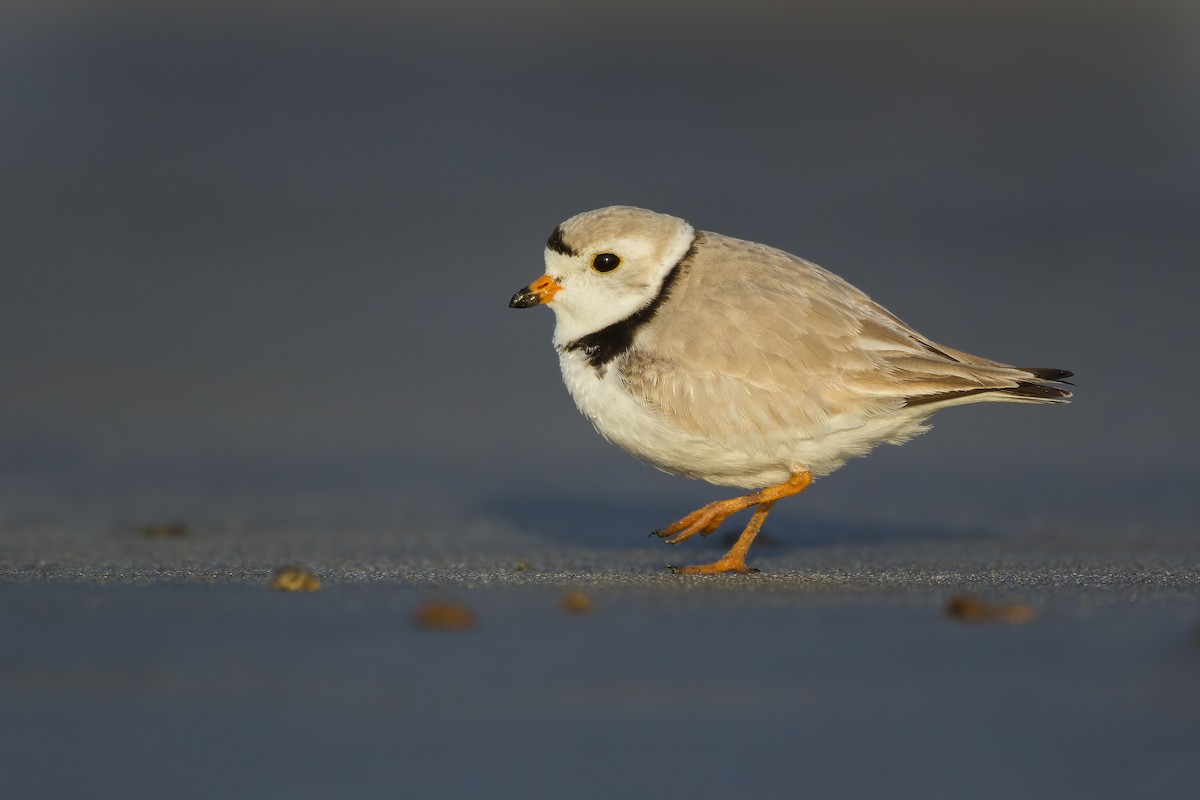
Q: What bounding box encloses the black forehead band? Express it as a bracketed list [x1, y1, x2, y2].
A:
[546, 225, 578, 257]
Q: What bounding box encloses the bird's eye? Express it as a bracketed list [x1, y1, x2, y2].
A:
[591, 253, 622, 273]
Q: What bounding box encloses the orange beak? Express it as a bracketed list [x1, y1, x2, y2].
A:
[508, 274, 562, 308]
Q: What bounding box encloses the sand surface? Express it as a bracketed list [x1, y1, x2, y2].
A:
[3, 519, 1197, 799]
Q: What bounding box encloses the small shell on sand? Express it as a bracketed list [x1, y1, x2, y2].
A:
[414, 601, 476, 631]
[945, 594, 1035, 624]
[268, 566, 322, 592]
[560, 591, 592, 614]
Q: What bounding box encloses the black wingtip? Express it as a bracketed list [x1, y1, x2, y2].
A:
[1008, 382, 1073, 401]
[1020, 367, 1074, 383]
[903, 366, 1075, 408]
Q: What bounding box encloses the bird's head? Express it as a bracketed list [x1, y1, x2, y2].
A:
[509, 206, 695, 344]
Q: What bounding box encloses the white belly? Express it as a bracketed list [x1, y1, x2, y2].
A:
[558, 350, 795, 487]
[558, 349, 932, 489]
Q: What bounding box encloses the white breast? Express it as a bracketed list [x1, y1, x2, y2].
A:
[557, 349, 800, 488]
[557, 348, 936, 490]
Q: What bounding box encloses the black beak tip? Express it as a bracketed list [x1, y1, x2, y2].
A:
[509, 289, 540, 309]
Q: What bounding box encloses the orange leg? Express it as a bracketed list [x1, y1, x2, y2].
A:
[657, 471, 813, 575]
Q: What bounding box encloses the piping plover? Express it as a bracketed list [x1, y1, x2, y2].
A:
[509, 206, 1072, 574]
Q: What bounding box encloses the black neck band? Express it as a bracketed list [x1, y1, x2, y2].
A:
[561, 238, 697, 370]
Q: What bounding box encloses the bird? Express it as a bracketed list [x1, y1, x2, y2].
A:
[509, 206, 1072, 575]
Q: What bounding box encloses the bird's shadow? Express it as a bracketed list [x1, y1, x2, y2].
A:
[485, 493, 998, 553]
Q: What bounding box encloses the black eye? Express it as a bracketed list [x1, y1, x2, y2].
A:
[592, 253, 622, 273]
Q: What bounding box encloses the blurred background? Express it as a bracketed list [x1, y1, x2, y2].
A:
[2, 0, 1197, 535]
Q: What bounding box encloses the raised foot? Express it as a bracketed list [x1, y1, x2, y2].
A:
[651, 498, 749, 544]
[651, 472, 814, 546]
[668, 559, 760, 575]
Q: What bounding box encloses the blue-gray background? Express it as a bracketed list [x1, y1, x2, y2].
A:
[3, 0, 1197, 529]
[2, 3, 1199, 798]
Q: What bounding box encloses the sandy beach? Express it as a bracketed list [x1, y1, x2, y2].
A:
[3, 516, 1198, 799]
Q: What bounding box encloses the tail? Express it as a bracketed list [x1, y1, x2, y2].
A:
[903, 367, 1073, 409]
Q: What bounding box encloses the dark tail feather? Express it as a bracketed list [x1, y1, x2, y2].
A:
[904, 367, 1074, 408]
[1020, 367, 1075, 385]
[1004, 381, 1073, 401]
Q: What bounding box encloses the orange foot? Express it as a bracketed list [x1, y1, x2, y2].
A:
[651, 496, 752, 544]
[658, 471, 813, 575]
[669, 557, 760, 575]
